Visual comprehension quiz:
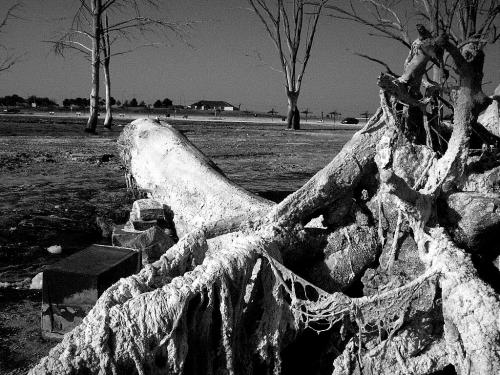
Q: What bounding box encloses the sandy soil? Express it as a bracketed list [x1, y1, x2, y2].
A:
[0, 114, 357, 373]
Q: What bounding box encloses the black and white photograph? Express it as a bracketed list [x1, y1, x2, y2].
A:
[0, 1, 500, 374]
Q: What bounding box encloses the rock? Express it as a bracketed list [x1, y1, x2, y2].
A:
[120, 199, 168, 233]
[30, 272, 43, 289]
[112, 224, 140, 245]
[463, 165, 500, 193]
[123, 219, 158, 232]
[438, 192, 500, 254]
[132, 220, 159, 231]
[99, 154, 114, 163]
[96, 216, 114, 238]
[478, 94, 499, 137]
[47, 245, 62, 254]
[304, 223, 380, 292]
[113, 225, 176, 265]
[393, 143, 435, 188]
[131, 199, 165, 221]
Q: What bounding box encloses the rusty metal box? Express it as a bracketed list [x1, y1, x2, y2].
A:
[41, 244, 140, 339]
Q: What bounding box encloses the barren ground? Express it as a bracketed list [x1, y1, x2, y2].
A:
[0, 114, 357, 374]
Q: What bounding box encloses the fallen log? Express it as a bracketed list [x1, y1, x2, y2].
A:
[117, 116, 387, 288]
[117, 120, 273, 237]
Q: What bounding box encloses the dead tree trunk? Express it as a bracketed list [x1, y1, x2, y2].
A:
[85, 0, 101, 134]
[102, 14, 112, 130]
[103, 59, 112, 129]
[286, 90, 300, 130]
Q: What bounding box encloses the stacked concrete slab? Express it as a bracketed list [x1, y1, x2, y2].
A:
[113, 199, 176, 266]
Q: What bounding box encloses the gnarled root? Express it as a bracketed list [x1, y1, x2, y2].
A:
[30, 231, 295, 375]
[375, 80, 500, 373]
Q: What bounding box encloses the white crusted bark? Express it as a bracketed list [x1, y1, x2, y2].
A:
[118, 119, 273, 237]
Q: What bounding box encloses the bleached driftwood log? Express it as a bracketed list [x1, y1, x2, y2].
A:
[118, 120, 273, 238]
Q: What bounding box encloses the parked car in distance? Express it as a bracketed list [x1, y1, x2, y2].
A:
[3, 108, 20, 113]
[341, 117, 359, 124]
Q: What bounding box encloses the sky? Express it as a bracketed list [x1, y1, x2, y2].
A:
[0, 0, 499, 116]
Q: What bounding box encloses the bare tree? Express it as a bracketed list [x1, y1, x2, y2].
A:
[247, 0, 329, 130]
[101, 13, 112, 128]
[0, 1, 22, 74]
[53, 0, 188, 132]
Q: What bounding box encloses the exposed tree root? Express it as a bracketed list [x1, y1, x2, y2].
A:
[332, 333, 448, 375]
[375, 77, 500, 373]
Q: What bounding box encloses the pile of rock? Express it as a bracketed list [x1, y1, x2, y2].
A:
[112, 199, 176, 266]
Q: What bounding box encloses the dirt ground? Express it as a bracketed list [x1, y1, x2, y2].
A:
[0, 114, 357, 374]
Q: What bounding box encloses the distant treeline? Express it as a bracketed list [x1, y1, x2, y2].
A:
[1, 94, 178, 110]
[62, 97, 91, 107]
[62, 97, 173, 108]
[0, 94, 57, 107]
[0, 94, 176, 109]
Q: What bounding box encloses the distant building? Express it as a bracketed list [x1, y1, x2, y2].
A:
[189, 100, 238, 111]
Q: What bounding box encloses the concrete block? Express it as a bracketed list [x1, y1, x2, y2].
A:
[131, 199, 165, 221]
[41, 244, 140, 339]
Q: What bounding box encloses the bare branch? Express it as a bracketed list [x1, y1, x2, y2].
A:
[326, 1, 412, 49]
[296, 0, 326, 90]
[0, 53, 17, 72]
[248, 0, 328, 93]
[248, 1, 281, 54]
[248, 0, 290, 87]
[350, 49, 398, 76]
[0, 1, 22, 31]
[0, 1, 23, 73]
